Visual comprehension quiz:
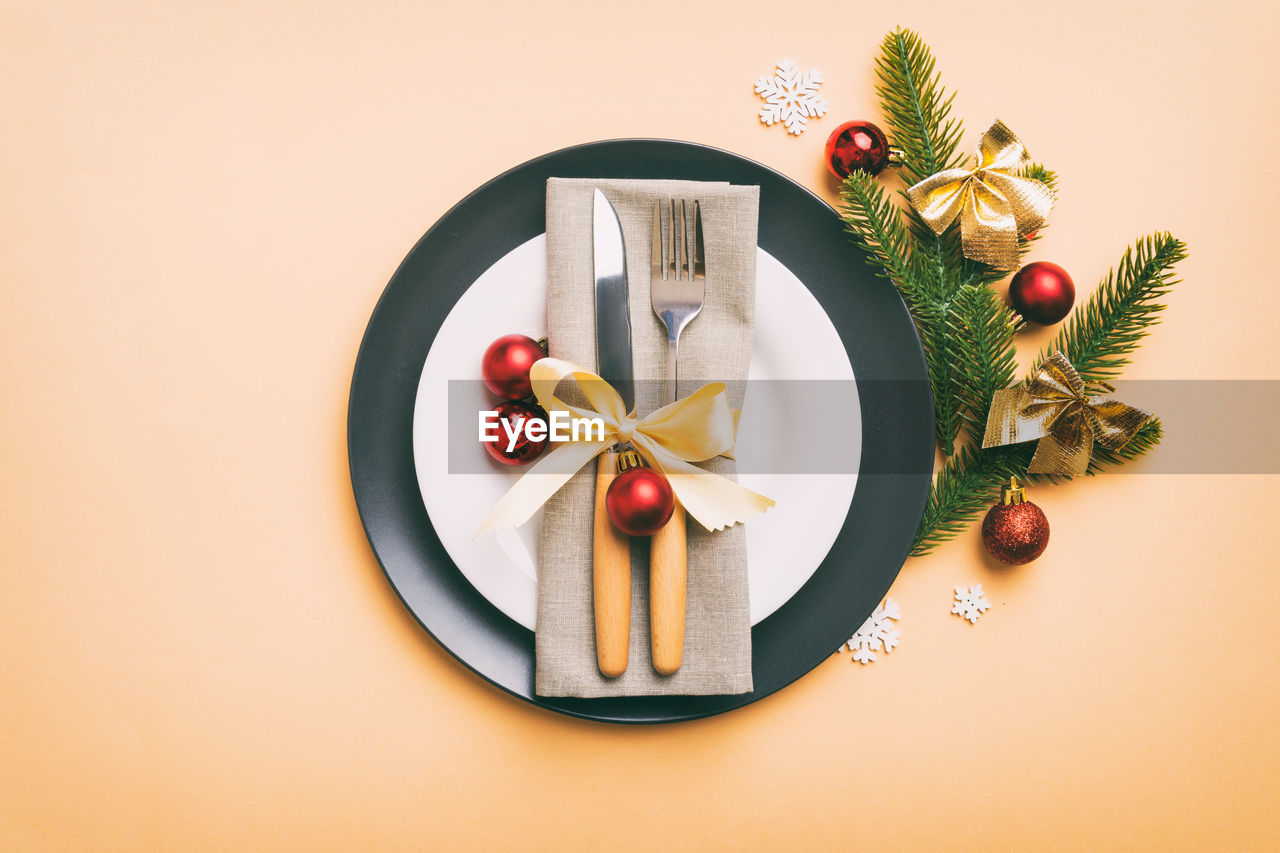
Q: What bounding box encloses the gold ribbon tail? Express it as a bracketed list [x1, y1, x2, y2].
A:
[474, 437, 613, 538]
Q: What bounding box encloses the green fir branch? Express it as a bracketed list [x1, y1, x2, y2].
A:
[912, 232, 1184, 553]
[843, 28, 1184, 556]
[837, 170, 916, 300]
[1038, 233, 1187, 382]
[872, 28, 973, 451]
[874, 28, 966, 185]
[838, 169, 961, 448]
[910, 444, 1028, 556]
[949, 285, 1019, 445]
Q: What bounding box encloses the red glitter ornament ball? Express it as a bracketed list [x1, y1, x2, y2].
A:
[824, 120, 892, 179]
[481, 334, 546, 400]
[1009, 261, 1075, 325]
[605, 453, 674, 537]
[981, 478, 1050, 565]
[482, 399, 549, 466]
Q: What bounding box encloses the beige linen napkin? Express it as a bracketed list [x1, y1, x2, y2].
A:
[536, 178, 760, 697]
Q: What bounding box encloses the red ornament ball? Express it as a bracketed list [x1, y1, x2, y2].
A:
[982, 490, 1050, 565]
[482, 399, 549, 466]
[1009, 261, 1075, 325]
[825, 120, 892, 179]
[606, 464, 674, 537]
[481, 334, 545, 400]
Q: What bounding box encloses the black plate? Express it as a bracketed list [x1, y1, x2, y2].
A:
[348, 139, 933, 724]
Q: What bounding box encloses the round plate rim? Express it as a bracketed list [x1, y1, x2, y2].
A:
[347, 138, 934, 725]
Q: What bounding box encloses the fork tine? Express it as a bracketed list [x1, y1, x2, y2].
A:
[652, 200, 662, 279]
[670, 197, 680, 280]
[691, 200, 704, 279]
[680, 200, 691, 281]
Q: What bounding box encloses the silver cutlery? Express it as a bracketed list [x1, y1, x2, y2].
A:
[648, 199, 706, 675]
[591, 189, 635, 678]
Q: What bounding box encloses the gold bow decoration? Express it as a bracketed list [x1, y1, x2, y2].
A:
[906, 120, 1055, 270]
[982, 352, 1152, 476]
[477, 357, 774, 537]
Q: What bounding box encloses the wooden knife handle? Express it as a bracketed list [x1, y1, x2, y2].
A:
[649, 503, 687, 675]
[593, 452, 630, 678]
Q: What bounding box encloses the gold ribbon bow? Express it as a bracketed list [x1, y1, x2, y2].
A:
[477, 357, 774, 537]
[982, 352, 1152, 476]
[906, 120, 1055, 270]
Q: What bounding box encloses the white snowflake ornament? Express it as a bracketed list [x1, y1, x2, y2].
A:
[754, 59, 828, 135]
[840, 598, 900, 664]
[952, 584, 992, 624]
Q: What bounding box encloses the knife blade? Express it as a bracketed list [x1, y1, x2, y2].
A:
[593, 190, 635, 413]
[591, 189, 633, 678]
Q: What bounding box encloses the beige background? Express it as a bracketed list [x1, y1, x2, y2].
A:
[3, 0, 1278, 849]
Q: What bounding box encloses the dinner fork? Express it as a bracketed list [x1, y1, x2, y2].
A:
[648, 199, 705, 675]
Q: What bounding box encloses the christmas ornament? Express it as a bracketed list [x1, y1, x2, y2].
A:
[840, 598, 900, 664]
[481, 334, 546, 400]
[482, 399, 549, 466]
[952, 584, 992, 623]
[981, 477, 1050, 565]
[477, 358, 773, 537]
[754, 59, 828, 135]
[605, 450, 674, 537]
[824, 120, 901, 178]
[840, 28, 1186, 557]
[983, 351, 1152, 476]
[906, 120, 1055, 270]
[1009, 261, 1075, 325]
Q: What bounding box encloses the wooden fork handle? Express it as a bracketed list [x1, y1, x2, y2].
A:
[650, 502, 687, 675]
[593, 452, 630, 678]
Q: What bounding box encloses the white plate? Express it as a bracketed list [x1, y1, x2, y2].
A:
[412, 235, 859, 630]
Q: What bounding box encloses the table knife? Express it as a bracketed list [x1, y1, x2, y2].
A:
[592, 189, 635, 678]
